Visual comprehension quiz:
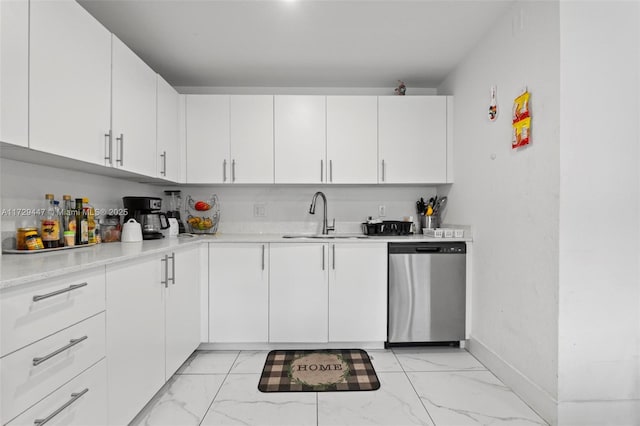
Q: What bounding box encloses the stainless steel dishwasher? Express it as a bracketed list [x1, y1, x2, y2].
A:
[387, 242, 466, 346]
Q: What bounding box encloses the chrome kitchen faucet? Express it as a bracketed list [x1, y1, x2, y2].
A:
[309, 191, 335, 235]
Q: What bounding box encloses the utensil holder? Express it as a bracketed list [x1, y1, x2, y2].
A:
[420, 214, 439, 231]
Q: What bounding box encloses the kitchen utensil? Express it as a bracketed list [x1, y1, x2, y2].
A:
[121, 218, 143, 242]
[434, 196, 447, 215]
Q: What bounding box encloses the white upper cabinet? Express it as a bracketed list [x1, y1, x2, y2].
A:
[229, 95, 274, 183]
[274, 96, 327, 183]
[157, 75, 180, 182]
[0, 0, 28, 147]
[29, 0, 111, 164]
[111, 35, 158, 176]
[326, 96, 378, 184]
[185, 95, 230, 183]
[378, 96, 448, 183]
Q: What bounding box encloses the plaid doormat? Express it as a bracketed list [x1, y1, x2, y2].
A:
[258, 349, 380, 392]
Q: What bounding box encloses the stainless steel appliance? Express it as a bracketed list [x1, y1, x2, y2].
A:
[387, 242, 466, 346]
[122, 197, 169, 240]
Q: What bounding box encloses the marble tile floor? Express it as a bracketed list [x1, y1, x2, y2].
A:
[130, 348, 547, 426]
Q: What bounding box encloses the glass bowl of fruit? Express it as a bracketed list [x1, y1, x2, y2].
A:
[185, 195, 220, 234]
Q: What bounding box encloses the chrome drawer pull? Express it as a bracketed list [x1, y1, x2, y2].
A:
[33, 282, 88, 302]
[33, 388, 89, 425]
[32, 336, 88, 366]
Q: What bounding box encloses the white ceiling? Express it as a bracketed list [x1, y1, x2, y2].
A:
[78, 0, 515, 89]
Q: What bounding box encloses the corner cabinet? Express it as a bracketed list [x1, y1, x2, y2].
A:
[209, 243, 269, 343]
[110, 35, 158, 176]
[157, 75, 181, 182]
[378, 96, 449, 184]
[106, 246, 200, 425]
[29, 0, 111, 164]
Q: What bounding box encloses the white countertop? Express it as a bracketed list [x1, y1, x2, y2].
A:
[1, 232, 471, 290]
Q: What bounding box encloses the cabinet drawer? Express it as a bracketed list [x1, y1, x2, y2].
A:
[6, 358, 107, 426]
[1, 313, 106, 423]
[1, 268, 105, 357]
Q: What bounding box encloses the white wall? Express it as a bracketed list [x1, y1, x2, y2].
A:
[558, 2, 640, 424]
[438, 1, 560, 423]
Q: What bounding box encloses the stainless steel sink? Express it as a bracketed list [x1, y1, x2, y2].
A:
[282, 234, 368, 239]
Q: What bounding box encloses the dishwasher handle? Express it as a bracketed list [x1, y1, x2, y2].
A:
[415, 247, 440, 253]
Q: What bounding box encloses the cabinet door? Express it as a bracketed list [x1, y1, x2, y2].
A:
[0, 0, 28, 146]
[329, 243, 387, 342]
[157, 75, 180, 182]
[166, 247, 201, 378]
[269, 243, 328, 342]
[230, 95, 274, 183]
[210, 244, 269, 343]
[326, 96, 378, 183]
[378, 96, 447, 183]
[274, 96, 326, 183]
[106, 257, 164, 426]
[185, 95, 229, 183]
[29, 0, 111, 164]
[111, 36, 158, 176]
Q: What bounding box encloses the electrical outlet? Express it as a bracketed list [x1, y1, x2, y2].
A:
[378, 205, 386, 217]
[253, 203, 266, 217]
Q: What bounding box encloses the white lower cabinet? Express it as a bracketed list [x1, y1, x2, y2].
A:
[0, 313, 106, 424]
[7, 359, 107, 426]
[328, 243, 387, 342]
[165, 246, 201, 378]
[106, 256, 164, 426]
[269, 243, 329, 342]
[105, 246, 201, 425]
[210, 243, 269, 343]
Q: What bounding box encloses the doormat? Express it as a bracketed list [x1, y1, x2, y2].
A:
[258, 349, 380, 392]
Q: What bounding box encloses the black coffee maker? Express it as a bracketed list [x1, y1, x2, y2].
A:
[123, 197, 169, 240]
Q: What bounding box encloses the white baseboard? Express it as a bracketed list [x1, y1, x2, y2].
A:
[197, 342, 386, 351]
[558, 399, 640, 426]
[467, 337, 558, 425]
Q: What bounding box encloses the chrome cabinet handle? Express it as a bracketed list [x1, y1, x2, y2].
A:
[223, 159, 227, 182]
[381, 159, 385, 182]
[116, 134, 124, 166]
[169, 253, 176, 285]
[322, 246, 325, 271]
[261, 245, 265, 271]
[232, 159, 236, 182]
[320, 159, 324, 182]
[104, 130, 113, 165]
[33, 282, 88, 302]
[161, 255, 168, 288]
[160, 151, 167, 176]
[32, 336, 88, 366]
[332, 244, 336, 270]
[330, 160, 334, 182]
[33, 388, 89, 425]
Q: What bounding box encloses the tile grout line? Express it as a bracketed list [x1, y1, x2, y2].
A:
[392, 348, 438, 426]
[197, 350, 242, 426]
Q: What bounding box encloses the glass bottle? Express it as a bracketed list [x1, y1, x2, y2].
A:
[75, 198, 88, 245]
[41, 194, 60, 248]
[83, 198, 96, 244]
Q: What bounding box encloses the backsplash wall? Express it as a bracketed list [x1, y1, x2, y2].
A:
[1, 158, 438, 235]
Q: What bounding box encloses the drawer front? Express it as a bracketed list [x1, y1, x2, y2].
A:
[1, 313, 106, 423]
[0, 268, 105, 357]
[6, 358, 107, 426]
